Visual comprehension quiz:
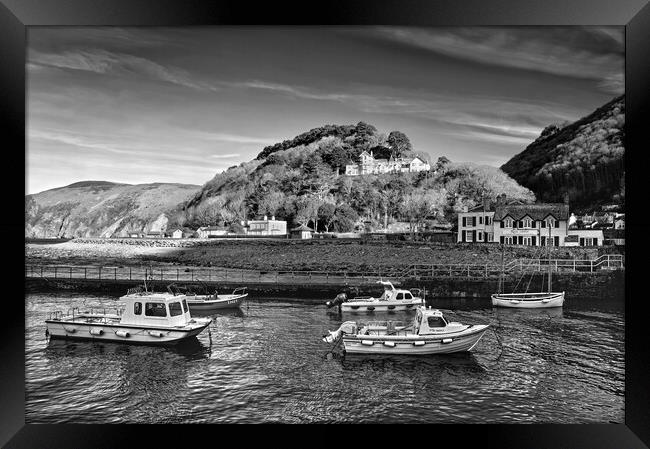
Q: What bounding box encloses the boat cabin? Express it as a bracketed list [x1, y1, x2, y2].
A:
[413, 307, 460, 335]
[119, 291, 193, 327]
[377, 281, 418, 301]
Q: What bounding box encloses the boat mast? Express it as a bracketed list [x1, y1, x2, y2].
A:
[546, 227, 552, 293]
[499, 243, 504, 294]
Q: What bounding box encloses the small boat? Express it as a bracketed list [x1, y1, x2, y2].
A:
[323, 306, 489, 355]
[491, 230, 565, 309]
[45, 286, 212, 345]
[325, 280, 424, 312]
[167, 284, 248, 312]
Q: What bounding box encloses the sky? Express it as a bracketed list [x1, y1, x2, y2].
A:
[26, 26, 624, 194]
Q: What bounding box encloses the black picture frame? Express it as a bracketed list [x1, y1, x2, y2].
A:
[3, 0, 649, 447]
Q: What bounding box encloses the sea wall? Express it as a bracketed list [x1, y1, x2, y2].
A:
[25, 270, 624, 301]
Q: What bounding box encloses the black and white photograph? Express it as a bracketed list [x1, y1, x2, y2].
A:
[23, 25, 627, 425]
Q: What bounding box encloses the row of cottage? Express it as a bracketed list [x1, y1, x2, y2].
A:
[456, 194, 625, 247]
[129, 216, 313, 240]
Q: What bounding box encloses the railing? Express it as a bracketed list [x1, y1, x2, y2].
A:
[24, 254, 623, 286]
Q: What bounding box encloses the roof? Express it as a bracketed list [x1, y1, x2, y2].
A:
[198, 226, 227, 231]
[493, 203, 569, 221]
[291, 224, 314, 232]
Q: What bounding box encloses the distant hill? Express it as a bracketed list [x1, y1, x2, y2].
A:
[501, 95, 624, 213]
[25, 182, 200, 238]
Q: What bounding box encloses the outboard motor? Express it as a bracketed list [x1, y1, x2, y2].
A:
[322, 321, 357, 343]
[325, 292, 347, 309]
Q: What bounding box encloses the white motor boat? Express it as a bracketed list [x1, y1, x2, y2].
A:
[45, 286, 212, 345]
[326, 280, 424, 312]
[323, 306, 489, 355]
[167, 284, 248, 312]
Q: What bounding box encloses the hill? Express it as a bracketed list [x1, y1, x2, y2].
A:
[501, 95, 624, 212]
[182, 122, 535, 232]
[25, 182, 201, 238]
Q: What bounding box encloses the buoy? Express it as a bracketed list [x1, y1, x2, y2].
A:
[63, 326, 76, 333]
[361, 340, 374, 346]
[89, 328, 104, 336]
[367, 306, 375, 311]
[413, 341, 425, 346]
[148, 330, 163, 338]
[383, 341, 396, 347]
[115, 330, 130, 338]
[442, 338, 453, 344]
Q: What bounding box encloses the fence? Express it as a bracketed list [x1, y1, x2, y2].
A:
[25, 254, 623, 286]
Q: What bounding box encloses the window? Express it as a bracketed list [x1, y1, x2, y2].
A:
[554, 236, 560, 246]
[182, 299, 188, 313]
[477, 231, 484, 241]
[396, 293, 404, 300]
[404, 292, 413, 300]
[546, 217, 555, 228]
[134, 302, 142, 315]
[169, 302, 183, 317]
[145, 302, 167, 317]
[523, 218, 532, 228]
[466, 231, 473, 242]
[427, 316, 447, 328]
[541, 220, 546, 228]
[462, 217, 467, 227]
[555, 220, 560, 228]
[472, 216, 477, 227]
[486, 216, 492, 225]
[478, 216, 483, 225]
[504, 218, 513, 228]
[487, 233, 493, 242]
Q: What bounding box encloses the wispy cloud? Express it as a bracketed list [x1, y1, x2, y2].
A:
[209, 153, 241, 159]
[190, 130, 277, 145]
[28, 48, 221, 92]
[371, 27, 624, 94]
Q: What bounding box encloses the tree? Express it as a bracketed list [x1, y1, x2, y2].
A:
[387, 131, 413, 158]
[317, 202, 337, 232]
[331, 204, 358, 232]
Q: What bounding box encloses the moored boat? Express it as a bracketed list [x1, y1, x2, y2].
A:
[492, 228, 565, 309]
[325, 280, 424, 312]
[323, 305, 489, 355]
[167, 284, 248, 311]
[45, 286, 212, 345]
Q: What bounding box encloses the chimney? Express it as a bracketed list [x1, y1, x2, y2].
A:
[264, 215, 268, 221]
[483, 197, 491, 211]
[271, 216, 275, 221]
[496, 194, 506, 206]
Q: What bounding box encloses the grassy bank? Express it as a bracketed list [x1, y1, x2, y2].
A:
[26, 239, 622, 272]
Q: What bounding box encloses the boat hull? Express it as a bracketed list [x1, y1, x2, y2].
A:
[341, 325, 488, 355]
[187, 294, 247, 311]
[491, 292, 564, 308]
[45, 320, 211, 345]
[341, 298, 424, 313]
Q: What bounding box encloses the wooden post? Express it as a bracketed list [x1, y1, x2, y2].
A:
[573, 259, 576, 272]
[590, 260, 593, 273]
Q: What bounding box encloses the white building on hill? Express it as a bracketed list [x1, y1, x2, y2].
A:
[345, 150, 430, 176]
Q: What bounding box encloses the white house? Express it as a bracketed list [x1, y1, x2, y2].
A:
[290, 224, 313, 239]
[197, 226, 228, 238]
[171, 229, 184, 239]
[565, 229, 604, 246]
[456, 199, 495, 243]
[246, 216, 287, 236]
[345, 150, 430, 176]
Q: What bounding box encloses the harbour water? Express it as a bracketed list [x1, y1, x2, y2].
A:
[25, 292, 624, 423]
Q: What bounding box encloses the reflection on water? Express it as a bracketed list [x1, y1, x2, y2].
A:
[26, 293, 624, 424]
